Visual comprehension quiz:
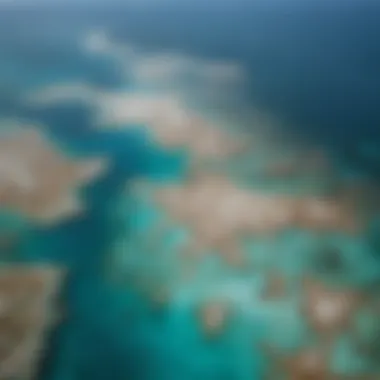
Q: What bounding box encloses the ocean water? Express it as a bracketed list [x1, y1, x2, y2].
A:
[1, 2, 380, 380]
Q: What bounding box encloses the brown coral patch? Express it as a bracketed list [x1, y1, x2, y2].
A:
[0, 127, 108, 225]
[0, 265, 64, 379]
[301, 278, 364, 338]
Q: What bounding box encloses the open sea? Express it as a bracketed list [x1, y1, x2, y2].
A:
[0, 1, 380, 379]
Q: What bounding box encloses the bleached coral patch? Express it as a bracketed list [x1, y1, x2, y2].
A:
[25, 30, 251, 168]
[95, 92, 187, 128]
[81, 30, 247, 102]
[26, 82, 98, 107]
[95, 91, 248, 161]
[26, 83, 248, 163]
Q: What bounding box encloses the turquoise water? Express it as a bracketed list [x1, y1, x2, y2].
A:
[11, 106, 184, 379]
[1, 3, 380, 380]
[0, 43, 182, 376]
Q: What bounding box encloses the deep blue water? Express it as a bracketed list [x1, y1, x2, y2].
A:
[2, 1, 380, 172]
[0, 2, 380, 379]
[103, 2, 380, 163]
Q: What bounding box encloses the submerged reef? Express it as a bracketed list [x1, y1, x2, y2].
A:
[109, 89, 380, 378]
[0, 121, 110, 378]
[28, 86, 250, 171]
[96, 93, 249, 162]
[0, 123, 108, 226]
[113, 171, 380, 378]
[0, 265, 64, 380]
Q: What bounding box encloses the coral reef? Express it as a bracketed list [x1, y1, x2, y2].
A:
[0, 265, 64, 379]
[112, 165, 380, 378]
[0, 125, 108, 225]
